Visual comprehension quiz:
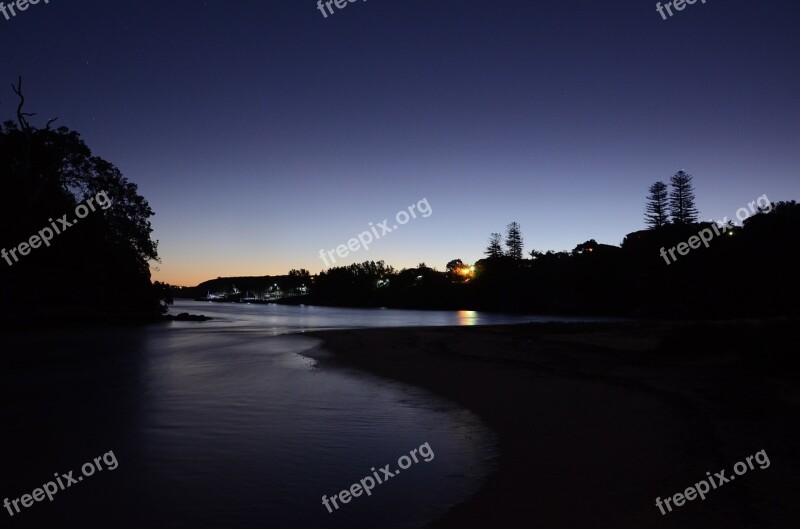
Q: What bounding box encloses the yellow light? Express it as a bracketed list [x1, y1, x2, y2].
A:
[456, 265, 474, 277]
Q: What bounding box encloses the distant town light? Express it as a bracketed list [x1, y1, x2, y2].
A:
[456, 265, 475, 278]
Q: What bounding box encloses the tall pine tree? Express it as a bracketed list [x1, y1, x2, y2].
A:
[669, 170, 699, 224]
[505, 222, 524, 260]
[645, 181, 669, 228]
[485, 233, 504, 258]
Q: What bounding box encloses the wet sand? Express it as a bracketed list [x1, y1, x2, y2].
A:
[308, 322, 799, 529]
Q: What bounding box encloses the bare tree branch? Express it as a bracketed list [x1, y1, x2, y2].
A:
[11, 75, 31, 131]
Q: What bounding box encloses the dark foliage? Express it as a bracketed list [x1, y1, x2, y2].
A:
[0, 81, 166, 325]
[281, 202, 800, 318]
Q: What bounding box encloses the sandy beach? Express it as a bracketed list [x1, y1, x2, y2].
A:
[309, 322, 799, 529]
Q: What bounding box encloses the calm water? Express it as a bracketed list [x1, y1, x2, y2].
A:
[0, 303, 602, 528]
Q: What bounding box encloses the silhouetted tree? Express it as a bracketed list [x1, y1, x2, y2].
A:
[286, 269, 311, 290]
[446, 259, 464, 270]
[669, 171, 699, 224]
[485, 233, 503, 258]
[1, 79, 163, 322]
[645, 181, 669, 228]
[505, 222, 524, 260]
[446, 259, 464, 277]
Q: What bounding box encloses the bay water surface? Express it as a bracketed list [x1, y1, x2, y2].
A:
[1, 301, 604, 528]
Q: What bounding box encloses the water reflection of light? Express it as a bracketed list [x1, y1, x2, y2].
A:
[457, 310, 478, 325]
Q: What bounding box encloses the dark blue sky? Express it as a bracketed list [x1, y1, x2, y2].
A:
[2, 0, 798, 284]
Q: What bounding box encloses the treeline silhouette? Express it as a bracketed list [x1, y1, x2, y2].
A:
[200, 196, 800, 319]
[0, 79, 169, 326]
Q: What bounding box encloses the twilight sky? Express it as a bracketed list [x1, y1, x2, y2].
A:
[2, 0, 798, 285]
